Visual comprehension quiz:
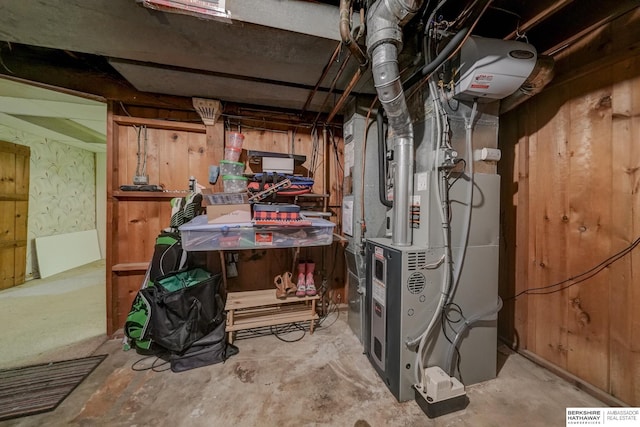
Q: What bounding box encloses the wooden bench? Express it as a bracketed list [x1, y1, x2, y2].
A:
[225, 289, 319, 344]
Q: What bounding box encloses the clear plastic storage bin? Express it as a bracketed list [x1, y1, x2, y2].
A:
[220, 160, 244, 176]
[222, 175, 248, 193]
[227, 132, 244, 149]
[224, 146, 242, 162]
[179, 215, 336, 251]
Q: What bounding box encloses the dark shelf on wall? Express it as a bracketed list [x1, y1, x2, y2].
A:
[246, 150, 306, 167]
[111, 191, 189, 200]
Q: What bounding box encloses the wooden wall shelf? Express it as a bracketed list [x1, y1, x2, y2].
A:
[112, 262, 149, 272]
[112, 191, 189, 200]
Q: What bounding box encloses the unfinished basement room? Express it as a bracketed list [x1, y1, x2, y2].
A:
[0, 0, 639, 426]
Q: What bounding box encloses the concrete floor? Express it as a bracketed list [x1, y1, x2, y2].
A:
[2, 312, 604, 427]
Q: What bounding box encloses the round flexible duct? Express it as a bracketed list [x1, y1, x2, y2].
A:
[499, 55, 555, 114]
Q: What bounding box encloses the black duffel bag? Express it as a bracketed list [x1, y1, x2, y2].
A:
[145, 268, 225, 354]
[170, 319, 239, 372]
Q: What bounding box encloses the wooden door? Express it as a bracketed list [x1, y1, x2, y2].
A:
[0, 140, 29, 290]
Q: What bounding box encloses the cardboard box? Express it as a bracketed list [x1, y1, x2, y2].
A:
[206, 204, 251, 224]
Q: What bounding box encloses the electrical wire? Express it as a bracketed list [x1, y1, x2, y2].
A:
[316, 299, 340, 328]
[440, 304, 464, 381]
[131, 354, 171, 372]
[309, 125, 319, 178]
[505, 236, 640, 300]
[447, 159, 466, 190]
[444, 296, 502, 376]
[271, 323, 306, 342]
[134, 125, 148, 180]
[329, 127, 344, 174]
[119, 101, 132, 117]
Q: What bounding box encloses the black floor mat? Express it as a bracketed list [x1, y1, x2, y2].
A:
[0, 354, 107, 421]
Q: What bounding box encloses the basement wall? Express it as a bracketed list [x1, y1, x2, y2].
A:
[498, 8, 640, 405]
[0, 125, 97, 279]
[107, 104, 345, 335]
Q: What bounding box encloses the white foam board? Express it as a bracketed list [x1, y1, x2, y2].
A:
[35, 230, 101, 278]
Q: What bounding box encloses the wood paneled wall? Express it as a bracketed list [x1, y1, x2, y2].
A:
[498, 44, 640, 405]
[107, 107, 345, 335]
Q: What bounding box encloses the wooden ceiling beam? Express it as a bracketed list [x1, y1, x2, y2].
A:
[503, 0, 576, 40]
[521, 0, 640, 56]
[0, 44, 195, 111]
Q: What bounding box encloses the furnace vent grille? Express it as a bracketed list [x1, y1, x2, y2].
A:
[407, 272, 426, 294]
[407, 252, 427, 271]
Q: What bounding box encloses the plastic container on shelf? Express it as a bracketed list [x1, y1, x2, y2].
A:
[227, 132, 245, 149]
[220, 159, 245, 176]
[178, 215, 336, 251]
[224, 146, 242, 162]
[223, 175, 248, 193]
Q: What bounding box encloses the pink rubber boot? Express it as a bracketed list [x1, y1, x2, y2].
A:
[305, 262, 316, 296]
[295, 262, 307, 297]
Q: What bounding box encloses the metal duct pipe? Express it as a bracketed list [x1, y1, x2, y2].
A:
[340, 0, 368, 67]
[367, 0, 423, 246]
[499, 55, 555, 114]
[377, 109, 393, 207]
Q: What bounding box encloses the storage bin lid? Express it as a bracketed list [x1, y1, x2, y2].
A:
[220, 160, 244, 166]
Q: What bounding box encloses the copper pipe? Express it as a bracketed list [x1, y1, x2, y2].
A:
[503, 0, 576, 40]
[326, 67, 363, 124]
[339, 0, 368, 67]
[323, 126, 330, 213]
[302, 42, 342, 113]
[313, 51, 353, 123]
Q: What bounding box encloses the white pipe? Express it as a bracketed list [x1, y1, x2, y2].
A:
[450, 101, 478, 302]
[412, 80, 450, 389]
[444, 297, 503, 375]
[412, 96, 478, 389]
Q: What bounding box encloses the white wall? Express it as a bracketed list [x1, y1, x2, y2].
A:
[0, 125, 98, 279]
[95, 152, 107, 258]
